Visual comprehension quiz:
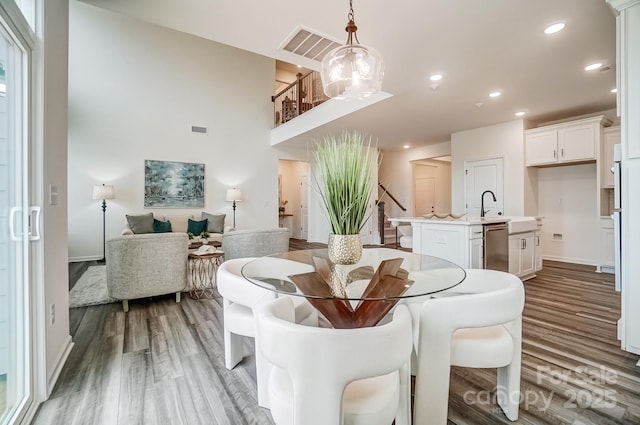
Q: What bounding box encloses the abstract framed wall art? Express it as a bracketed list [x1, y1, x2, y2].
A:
[144, 160, 205, 208]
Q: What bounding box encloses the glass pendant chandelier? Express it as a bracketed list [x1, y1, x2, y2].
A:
[320, 0, 384, 100]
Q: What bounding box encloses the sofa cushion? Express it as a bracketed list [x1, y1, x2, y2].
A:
[187, 218, 208, 236]
[202, 212, 226, 233]
[126, 213, 154, 234]
[153, 218, 172, 233]
[163, 215, 193, 233]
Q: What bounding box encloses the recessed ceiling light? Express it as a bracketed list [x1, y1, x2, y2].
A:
[584, 62, 603, 71]
[611, 88, 618, 93]
[515, 111, 526, 117]
[489, 91, 502, 98]
[544, 22, 565, 34]
[430, 74, 443, 81]
[403, 145, 410, 149]
[297, 64, 302, 68]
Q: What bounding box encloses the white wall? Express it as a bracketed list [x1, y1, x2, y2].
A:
[538, 164, 599, 265]
[451, 120, 527, 216]
[43, 0, 72, 394]
[378, 141, 451, 218]
[68, 2, 279, 260]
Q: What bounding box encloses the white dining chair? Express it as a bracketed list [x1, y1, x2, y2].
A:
[409, 268, 525, 425]
[216, 257, 317, 408]
[257, 296, 413, 425]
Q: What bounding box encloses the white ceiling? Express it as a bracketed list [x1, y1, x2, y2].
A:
[80, 0, 617, 151]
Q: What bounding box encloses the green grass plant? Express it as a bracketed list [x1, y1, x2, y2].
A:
[313, 131, 378, 235]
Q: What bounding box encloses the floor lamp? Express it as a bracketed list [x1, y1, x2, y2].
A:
[93, 184, 115, 263]
[226, 188, 242, 229]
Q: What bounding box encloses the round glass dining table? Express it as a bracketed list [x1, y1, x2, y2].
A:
[241, 247, 466, 329]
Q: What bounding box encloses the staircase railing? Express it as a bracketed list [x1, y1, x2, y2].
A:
[378, 183, 406, 212]
[272, 71, 329, 128]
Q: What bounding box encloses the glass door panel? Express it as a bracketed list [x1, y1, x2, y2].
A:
[0, 15, 29, 425]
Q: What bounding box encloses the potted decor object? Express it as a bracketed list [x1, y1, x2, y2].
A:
[313, 131, 378, 265]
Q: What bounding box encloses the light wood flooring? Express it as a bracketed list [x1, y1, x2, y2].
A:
[32, 242, 640, 424]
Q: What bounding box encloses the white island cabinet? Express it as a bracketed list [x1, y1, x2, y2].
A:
[388, 217, 508, 269]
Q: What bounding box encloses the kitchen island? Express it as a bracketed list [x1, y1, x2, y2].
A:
[389, 216, 508, 270]
[389, 216, 542, 280]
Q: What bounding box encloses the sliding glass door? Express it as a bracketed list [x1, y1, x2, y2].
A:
[0, 7, 33, 425]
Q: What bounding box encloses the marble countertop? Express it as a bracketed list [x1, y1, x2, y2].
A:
[388, 216, 510, 226]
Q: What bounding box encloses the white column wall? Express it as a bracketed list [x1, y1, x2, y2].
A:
[68, 2, 277, 260]
[42, 0, 71, 395]
[451, 120, 526, 217]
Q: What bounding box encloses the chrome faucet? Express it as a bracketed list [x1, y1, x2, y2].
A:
[480, 190, 497, 218]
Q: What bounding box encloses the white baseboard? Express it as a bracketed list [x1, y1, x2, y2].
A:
[541, 255, 597, 267]
[47, 335, 74, 396]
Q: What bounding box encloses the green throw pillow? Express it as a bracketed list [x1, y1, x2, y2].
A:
[153, 219, 172, 233]
[201, 212, 226, 233]
[126, 213, 154, 234]
[187, 218, 208, 236]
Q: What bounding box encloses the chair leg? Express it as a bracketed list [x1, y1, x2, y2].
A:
[413, 353, 451, 425]
[255, 333, 272, 409]
[122, 300, 129, 312]
[394, 362, 411, 425]
[497, 362, 521, 421]
[224, 329, 244, 370]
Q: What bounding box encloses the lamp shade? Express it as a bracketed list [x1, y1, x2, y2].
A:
[226, 188, 242, 202]
[93, 184, 115, 200]
[320, 43, 384, 100]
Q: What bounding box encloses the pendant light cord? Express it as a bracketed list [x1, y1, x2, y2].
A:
[346, 0, 360, 45]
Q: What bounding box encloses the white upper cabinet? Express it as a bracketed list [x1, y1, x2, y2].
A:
[525, 116, 611, 167]
[526, 131, 558, 165]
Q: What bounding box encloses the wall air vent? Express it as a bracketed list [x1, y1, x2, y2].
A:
[280, 26, 342, 61]
[191, 126, 207, 134]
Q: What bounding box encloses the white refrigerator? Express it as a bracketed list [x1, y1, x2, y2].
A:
[612, 144, 622, 292]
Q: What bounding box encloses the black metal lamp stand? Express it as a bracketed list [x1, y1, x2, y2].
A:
[231, 200, 237, 228]
[98, 199, 107, 263]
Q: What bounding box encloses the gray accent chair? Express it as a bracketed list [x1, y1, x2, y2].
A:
[106, 232, 189, 312]
[221, 227, 290, 260]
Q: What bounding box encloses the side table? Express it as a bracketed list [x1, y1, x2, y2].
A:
[187, 251, 224, 299]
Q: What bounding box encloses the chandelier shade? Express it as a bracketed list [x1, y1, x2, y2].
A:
[320, 0, 384, 100]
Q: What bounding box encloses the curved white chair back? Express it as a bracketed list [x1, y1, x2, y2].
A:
[411, 269, 525, 425]
[257, 297, 413, 425]
[217, 257, 274, 311]
[217, 257, 317, 409]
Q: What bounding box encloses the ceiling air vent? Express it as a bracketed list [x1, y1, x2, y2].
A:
[280, 26, 342, 61]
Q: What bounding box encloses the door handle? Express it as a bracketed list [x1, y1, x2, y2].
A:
[521, 239, 526, 250]
[553, 149, 556, 159]
[9, 206, 21, 241]
[29, 206, 41, 241]
[561, 148, 564, 158]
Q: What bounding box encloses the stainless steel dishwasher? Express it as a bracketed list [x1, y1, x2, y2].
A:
[483, 223, 509, 272]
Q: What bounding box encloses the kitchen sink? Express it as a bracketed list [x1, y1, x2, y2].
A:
[506, 217, 538, 233]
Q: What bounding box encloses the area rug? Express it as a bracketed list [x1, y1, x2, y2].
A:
[69, 265, 117, 308]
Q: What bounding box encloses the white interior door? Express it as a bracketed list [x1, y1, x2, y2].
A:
[464, 157, 504, 217]
[414, 177, 435, 216]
